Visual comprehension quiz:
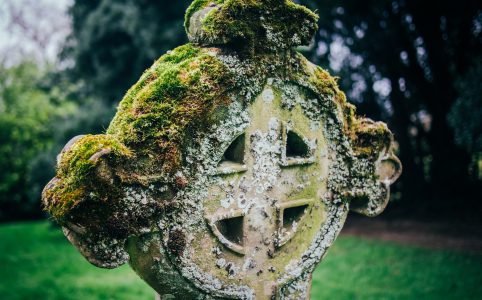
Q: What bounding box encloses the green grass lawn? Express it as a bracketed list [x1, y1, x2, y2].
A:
[0, 221, 481, 300]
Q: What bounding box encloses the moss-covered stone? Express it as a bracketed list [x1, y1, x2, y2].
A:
[105, 44, 236, 176]
[44, 134, 132, 221]
[351, 118, 393, 159]
[42, 0, 401, 298]
[186, 0, 318, 52]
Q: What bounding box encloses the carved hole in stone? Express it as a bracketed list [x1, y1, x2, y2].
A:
[216, 216, 244, 246]
[283, 204, 308, 230]
[286, 131, 309, 158]
[349, 195, 370, 211]
[216, 134, 247, 174]
[220, 134, 245, 164]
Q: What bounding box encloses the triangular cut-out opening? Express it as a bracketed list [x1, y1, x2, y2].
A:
[286, 131, 309, 158]
[283, 205, 308, 230]
[221, 134, 245, 164]
[216, 216, 244, 246]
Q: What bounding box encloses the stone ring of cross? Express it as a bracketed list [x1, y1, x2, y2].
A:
[42, 1, 402, 299]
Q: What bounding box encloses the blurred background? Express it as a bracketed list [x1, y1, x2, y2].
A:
[0, 0, 481, 299]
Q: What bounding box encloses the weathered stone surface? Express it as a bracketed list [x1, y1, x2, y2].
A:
[42, 1, 401, 299]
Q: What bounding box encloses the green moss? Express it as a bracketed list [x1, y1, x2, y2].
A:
[57, 135, 132, 180]
[298, 55, 357, 132]
[107, 44, 233, 173]
[185, 0, 224, 30]
[343, 102, 357, 131]
[44, 135, 132, 220]
[113, 44, 201, 114]
[294, 54, 394, 158]
[310, 66, 340, 97]
[351, 119, 392, 159]
[186, 0, 318, 52]
[159, 44, 202, 64]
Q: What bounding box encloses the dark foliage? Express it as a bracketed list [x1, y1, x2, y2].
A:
[63, 0, 192, 104]
[3, 0, 480, 221]
[300, 0, 482, 217]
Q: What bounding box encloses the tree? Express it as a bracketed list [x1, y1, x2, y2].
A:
[63, 0, 192, 105]
[448, 58, 482, 179]
[0, 62, 76, 221]
[300, 0, 482, 215]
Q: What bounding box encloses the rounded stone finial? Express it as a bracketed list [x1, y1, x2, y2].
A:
[185, 0, 319, 51]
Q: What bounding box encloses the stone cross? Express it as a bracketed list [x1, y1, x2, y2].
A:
[43, 1, 402, 299]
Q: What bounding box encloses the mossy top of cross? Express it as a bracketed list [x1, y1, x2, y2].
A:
[185, 0, 318, 52]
